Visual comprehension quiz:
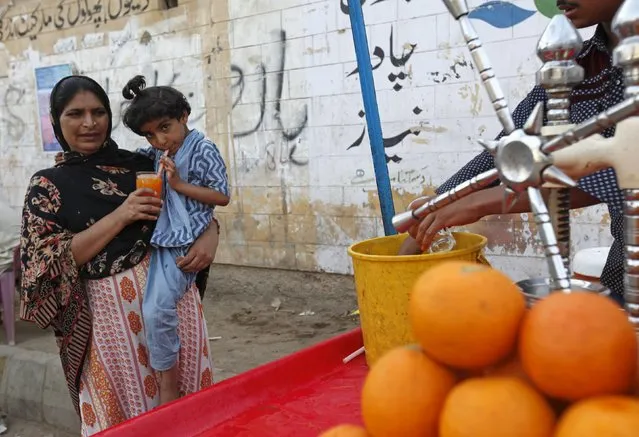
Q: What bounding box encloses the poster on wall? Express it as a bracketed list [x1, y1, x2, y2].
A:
[35, 64, 74, 152]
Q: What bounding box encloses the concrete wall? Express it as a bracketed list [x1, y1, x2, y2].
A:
[0, 0, 612, 281]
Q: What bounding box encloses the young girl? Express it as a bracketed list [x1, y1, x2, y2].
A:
[121, 75, 230, 404]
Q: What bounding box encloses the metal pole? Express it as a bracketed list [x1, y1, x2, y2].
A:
[347, 0, 396, 235]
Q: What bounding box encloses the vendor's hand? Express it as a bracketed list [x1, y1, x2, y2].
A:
[54, 152, 64, 165]
[409, 193, 486, 252]
[407, 196, 431, 211]
[160, 156, 182, 190]
[114, 188, 162, 226]
[177, 220, 219, 272]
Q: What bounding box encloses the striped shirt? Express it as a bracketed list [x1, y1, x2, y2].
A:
[437, 25, 625, 297]
[137, 130, 230, 248]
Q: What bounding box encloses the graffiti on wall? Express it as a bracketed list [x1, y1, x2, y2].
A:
[1, 85, 26, 142]
[347, 25, 416, 93]
[0, 0, 150, 41]
[231, 30, 309, 171]
[346, 107, 426, 164]
[340, 0, 561, 163]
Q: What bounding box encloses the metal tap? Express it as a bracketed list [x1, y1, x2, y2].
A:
[615, 0, 639, 329]
[535, 15, 584, 278]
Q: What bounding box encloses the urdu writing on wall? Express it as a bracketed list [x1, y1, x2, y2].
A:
[340, 0, 545, 163]
[0, 0, 150, 41]
[230, 29, 309, 170]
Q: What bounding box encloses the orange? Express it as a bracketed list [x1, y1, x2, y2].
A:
[519, 292, 638, 401]
[409, 261, 526, 369]
[482, 353, 569, 417]
[361, 345, 456, 437]
[634, 348, 639, 396]
[318, 424, 370, 436]
[455, 367, 485, 381]
[554, 396, 639, 437]
[439, 377, 555, 437]
[483, 354, 530, 383]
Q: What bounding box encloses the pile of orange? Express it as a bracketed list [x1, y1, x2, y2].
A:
[319, 261, 639, 437]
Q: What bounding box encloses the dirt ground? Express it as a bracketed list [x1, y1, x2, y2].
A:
[203, 264, 360, 381]
[1, 418, 74, 437]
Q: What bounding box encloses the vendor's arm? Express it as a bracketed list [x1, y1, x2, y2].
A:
[409, 185, 599, 252]
[399, 87, 550, 255]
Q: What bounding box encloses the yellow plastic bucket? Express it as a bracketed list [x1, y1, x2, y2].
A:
[347, 232, 488, 366]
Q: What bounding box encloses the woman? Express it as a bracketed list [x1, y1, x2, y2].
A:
[20, 75, 216, 435]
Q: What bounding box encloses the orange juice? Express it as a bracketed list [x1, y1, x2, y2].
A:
[136, 172, 162, 198]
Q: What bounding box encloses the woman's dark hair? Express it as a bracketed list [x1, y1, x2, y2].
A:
[121, 75, 191, 136]
[49, 75, 113, 152]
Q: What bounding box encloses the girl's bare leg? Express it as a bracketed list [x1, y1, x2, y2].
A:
[158, 365, 179, 405]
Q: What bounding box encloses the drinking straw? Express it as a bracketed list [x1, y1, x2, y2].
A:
[343, 346, 365, 364]
[157, 150, 169, 176]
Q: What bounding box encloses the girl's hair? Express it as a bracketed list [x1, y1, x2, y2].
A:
[50, 75, 113, 152]
[121, 75, 191, 136]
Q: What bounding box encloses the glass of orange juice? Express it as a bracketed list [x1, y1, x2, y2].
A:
[136, 171, 162, 198]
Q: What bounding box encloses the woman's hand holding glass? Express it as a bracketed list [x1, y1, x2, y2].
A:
[114, 188, 163, 226]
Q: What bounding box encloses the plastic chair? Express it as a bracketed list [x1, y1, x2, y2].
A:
[0, 246, 18, 345]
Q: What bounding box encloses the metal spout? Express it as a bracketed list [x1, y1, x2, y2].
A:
[624, 190, 639, 330]
[536, 14, 584, 126]
[613, 0, 639, 97]
[612, 0, 639, 329]
[537, 13, 583, 62]
[535, 14, 584, 283]
[392, 210, 419, 234]
[612, 0, 639, 40]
